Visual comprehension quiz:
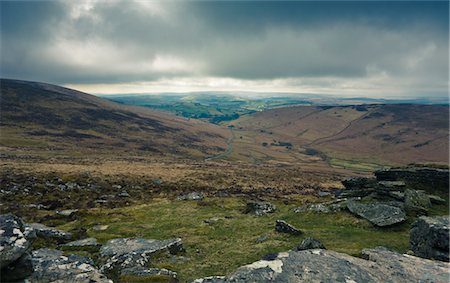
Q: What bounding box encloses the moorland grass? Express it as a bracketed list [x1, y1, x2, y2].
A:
[57, 196, 449, 282]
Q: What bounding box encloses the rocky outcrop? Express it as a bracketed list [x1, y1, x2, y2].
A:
[192, 247, 450, 282]
[296, 237, 326, 251]
[275, 220, 302, 235]
[245, 201, 276, 216]
[99, 237, 183, 276]
[29, 223, 72, 243]
[375, 167, 449, 193]
[410, 216, 449, 262]
[0, 214, 36, 268]
[30, 248, 112, 283]
[346, 200, 406, 227]
[335, 167, 449, 227]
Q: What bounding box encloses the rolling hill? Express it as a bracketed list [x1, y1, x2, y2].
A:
[0, 79, 229, 159]
[227, 104, 449, 168]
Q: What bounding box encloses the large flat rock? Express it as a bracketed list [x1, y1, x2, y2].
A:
[100, 237, 183, 275]
[29, 248, 112, 283]
[346, 200, 406, 227]
[192, 247, 449, 282]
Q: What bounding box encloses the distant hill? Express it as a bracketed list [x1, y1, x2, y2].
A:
[0, 79, 229, 159]
[228, 104, 449, 167]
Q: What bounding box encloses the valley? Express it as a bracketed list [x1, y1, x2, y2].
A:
[1, 79, 449, 282]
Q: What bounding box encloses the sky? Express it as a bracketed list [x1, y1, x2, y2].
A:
[1, 1, 449, 98]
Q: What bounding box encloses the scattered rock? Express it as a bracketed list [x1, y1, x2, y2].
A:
[404, 189, 431, 216]
[121, 266, 177, 279]
[275, 220, 302, 235]
[30, 248, 112, 282]
[92, 224, 109, 231]
[410, 216, 449, 262]
[177, 192, 204, 201]
[346, 200, 406, 227]
[245, 201, 276, 216]
[1, 252, 33, 282]
[255, 235, 269, 244]
[29, 223, 72, 242]
[100, 237, 183, 276]
[191, 276, 227, 283]
[62, 237, 99, 248]
[294, 202, 344, 213]
[428, 195, 446, 205]
[192, 247, 450, 282]
[317, 191, 331, 197]
[117, 191, 130, 198]
[204, 217, 221, 225]
[0, 214, 36, 268]
[296, 237, 326, 250]
[56, 209, 79, 217]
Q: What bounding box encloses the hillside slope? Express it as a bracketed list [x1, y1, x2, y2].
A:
[228, 104, 449, 166]
[0, 79, 229, 159]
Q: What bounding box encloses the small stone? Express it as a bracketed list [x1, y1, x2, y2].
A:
[117, 191, 130, 198]
[56, 209, 79, 217]
[318, 191, 331, 197]
[296, 237, 326, 250]
[92, 225, 109, 231]
[63, 237, 99, 248]
[275, 220, 302, 235]
[245, 201, 276, 216]
[177, 192, 204, 201]
[255, 235, 269, 243]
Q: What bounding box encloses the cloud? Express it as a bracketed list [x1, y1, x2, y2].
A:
[0, 1, 448, 97]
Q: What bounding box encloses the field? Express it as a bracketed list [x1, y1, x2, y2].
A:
[103, 93, 312, 124]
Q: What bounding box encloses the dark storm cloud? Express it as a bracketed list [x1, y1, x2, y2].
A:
[0, 1, 448, 97]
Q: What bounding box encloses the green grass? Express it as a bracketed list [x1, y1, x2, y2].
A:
[57, 196, 449, 282]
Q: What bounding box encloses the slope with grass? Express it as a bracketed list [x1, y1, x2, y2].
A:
[227, 104, 449, 167]
[0, 79, 230, 159]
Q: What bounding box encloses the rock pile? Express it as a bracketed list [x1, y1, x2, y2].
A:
[0, 214, 183, 282]
[305, 167, 448, 227]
